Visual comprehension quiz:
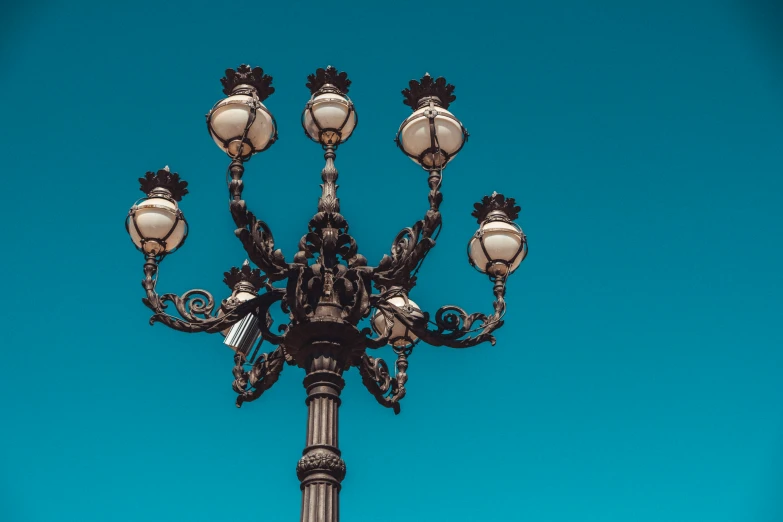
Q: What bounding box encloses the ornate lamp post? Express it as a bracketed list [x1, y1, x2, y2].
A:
[126, 64, 528, 522]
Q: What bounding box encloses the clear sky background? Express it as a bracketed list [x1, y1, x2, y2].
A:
[0, 1, 781, 521]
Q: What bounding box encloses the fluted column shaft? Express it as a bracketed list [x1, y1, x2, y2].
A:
[298, 353, 346, 522]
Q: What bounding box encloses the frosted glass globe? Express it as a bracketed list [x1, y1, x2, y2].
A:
[303, 93, 356, 144]
[468, 220, 525, 275]
[208, 94, 275, 157]
[371, 296, 424, 347]
[128, 197, 186, 254]
[398, 106, 464, 166]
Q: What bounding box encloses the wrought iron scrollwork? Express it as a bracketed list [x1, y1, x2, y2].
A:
[373, 170, 442, 291]
[233, 346, 286, 407]
[150, 289, 215, 328]
[140, 254, 288, 336]
[368, 277, 507, 350]
[373, 221, 436, 290]
[228, 160, 290, 281]
[358, 351, 409, 415]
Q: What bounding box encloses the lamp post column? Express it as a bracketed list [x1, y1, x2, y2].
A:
[297, 347, 346, 522]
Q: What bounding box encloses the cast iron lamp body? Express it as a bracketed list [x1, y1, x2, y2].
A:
[126, 65, 528, 522]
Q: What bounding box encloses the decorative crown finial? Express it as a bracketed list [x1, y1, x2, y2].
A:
[306, 66, 351, 95]
[223, 262, 266, 291]
[138, 168, 189, 201]
[402, 73, 456, 110]
[220, 65, 275, 100]
[471, 192, 521, 223]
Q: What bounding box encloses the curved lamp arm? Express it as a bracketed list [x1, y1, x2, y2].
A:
[358, 351, 409, 415]
[227, 159, 290, 282]
[370, 277, 507, 349]
[232, 346, 286, 408]
[141, 254, 287, 336]
[372, 169, 443, 290]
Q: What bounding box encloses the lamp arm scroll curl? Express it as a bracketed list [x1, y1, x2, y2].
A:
[373, 277, 508, 349]
[140, 254, 287, 335]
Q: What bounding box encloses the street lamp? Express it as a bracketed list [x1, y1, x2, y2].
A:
[126, 64, 528, 522]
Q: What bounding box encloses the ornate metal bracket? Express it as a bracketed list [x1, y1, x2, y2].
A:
[358, 352, 409, 415]
[232, 347, 286, 407]
[227, 159, 290, 281]
[372, 170, 442, 291]
[306, 65, 351, 95]
[367, 277, 507, 350]
[140, 255, 287, 338]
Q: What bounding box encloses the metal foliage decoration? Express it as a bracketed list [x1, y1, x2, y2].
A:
[306, 65, 351, 95]
[472, 191, 522, 223]
[138, 166, 189, 200]
[221, 64, 275, 99]
[402, 73, 457, 109]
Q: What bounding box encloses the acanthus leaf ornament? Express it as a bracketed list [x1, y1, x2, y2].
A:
[306, 65, 351, 95]
[471, 191, 521, 223]
[372, 171, 443, 291]
[401, 73, 456, 109]
[223, 261, 266, 291]
[221, 64, 275, 99]
[359, 352, 409, 414]
[138, 167, 189, 200]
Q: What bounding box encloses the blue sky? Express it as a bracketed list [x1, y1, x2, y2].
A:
[1, 1, 782, 521]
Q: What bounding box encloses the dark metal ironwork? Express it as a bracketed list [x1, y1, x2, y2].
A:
[232, 347, 286, 407]
[138, 167, 189, 201]
[472, 192, 522, 222]
[221, 64, 275, 100]
[402, 72, 456, 110]
[306, 65, 351, 95]
[127, 66, 528, 522]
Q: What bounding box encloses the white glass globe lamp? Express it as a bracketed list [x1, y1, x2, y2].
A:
[126, 167, 189, 257]
[467, 193, 528, 278]
[396, 73, 468, 169]
[302, 66, 357, 147]
[206, 65, 277, 159]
